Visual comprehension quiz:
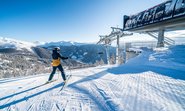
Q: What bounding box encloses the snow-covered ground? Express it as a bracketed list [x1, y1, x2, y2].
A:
[0, 45, 185, 111]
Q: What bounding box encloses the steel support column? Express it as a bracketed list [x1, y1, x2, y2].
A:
[157, 29, 165, 47]
[116, 35, 120, 64]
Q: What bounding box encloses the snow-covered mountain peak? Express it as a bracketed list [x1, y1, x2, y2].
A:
[0, 37, 36, 51]
[40, 41, 87, 47]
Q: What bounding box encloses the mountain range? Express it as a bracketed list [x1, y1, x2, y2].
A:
[0, 37, 116, 78]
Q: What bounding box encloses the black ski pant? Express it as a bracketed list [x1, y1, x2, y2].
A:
[48, 64, 66, 81]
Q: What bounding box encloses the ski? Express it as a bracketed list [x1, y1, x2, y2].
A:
[59, 74, 72, 91]
[44, 79, 58, 85]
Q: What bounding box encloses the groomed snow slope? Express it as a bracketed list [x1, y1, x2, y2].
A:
[0, 45, 185, 111]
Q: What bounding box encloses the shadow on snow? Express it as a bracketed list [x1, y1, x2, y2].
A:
[68, 70, 115, 110]
[0, 82, 64, 109]
[107, 64, 185, 81]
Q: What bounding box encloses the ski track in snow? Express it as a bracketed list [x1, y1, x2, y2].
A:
[1, 46, 185, 111]
[0, 66, 185, 111]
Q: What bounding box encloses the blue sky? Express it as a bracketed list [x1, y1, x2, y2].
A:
[0, 0, 164, 42]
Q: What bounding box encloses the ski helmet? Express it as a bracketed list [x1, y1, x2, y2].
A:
[54, 47, 60, 51]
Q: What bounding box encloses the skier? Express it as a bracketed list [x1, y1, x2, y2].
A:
[47, 47, 68, 83]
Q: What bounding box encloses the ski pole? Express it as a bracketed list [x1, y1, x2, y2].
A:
[63, 58, 72, 76]
[57, 70, 59, 80]
[68, 59, 72, 76]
